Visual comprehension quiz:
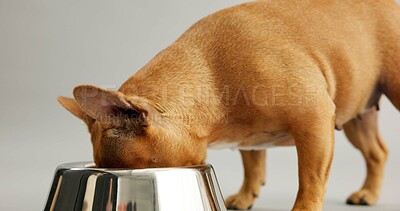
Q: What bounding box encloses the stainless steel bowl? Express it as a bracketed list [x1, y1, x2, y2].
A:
[45, 162, 227, 211]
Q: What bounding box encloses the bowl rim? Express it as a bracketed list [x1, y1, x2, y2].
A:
[56, 161, 214, 173]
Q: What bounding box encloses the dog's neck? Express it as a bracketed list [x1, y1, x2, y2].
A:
[119, 41, 224, 141]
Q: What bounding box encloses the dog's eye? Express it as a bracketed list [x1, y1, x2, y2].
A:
[104, 128, 136, 139]
[104, 128, 121, 138]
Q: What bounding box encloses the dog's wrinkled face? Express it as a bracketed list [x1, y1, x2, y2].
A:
[58, 85, 206, 169]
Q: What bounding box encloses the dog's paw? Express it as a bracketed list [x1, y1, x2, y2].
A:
[225, 192, 256, 210]
[346, 189, 379, 206]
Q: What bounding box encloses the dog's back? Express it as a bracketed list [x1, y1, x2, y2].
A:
[132, 0, 400, 128]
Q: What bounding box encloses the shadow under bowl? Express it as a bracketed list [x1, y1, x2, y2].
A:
[45, 162, 227, 211]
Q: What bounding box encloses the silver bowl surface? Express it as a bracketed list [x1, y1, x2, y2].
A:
[45, 162, 227, 211]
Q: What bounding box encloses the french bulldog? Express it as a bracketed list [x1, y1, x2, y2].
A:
[58, 0, 400, 210]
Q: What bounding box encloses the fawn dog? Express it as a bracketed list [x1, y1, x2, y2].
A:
[58, 0, 400, 210]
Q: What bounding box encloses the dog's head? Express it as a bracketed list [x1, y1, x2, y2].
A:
[58, 85, 206, 168]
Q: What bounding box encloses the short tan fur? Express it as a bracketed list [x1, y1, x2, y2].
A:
[58, 1, 400, 210]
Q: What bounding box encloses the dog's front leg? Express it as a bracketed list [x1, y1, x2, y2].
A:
[225, 150, 266, 210]
[290, 99, 335, 211]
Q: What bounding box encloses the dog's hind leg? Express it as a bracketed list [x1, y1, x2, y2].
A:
[343, 107, 388, 205]
[225, 150, 266, 210]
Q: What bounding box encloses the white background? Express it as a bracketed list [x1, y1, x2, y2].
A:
[0, 0, 399, 210]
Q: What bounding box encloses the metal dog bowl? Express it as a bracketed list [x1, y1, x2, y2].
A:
[45, 162, 227, 211]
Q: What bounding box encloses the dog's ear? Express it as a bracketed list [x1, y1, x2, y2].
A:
[73, 85, 157, 125]
[57, 96, 95, 126]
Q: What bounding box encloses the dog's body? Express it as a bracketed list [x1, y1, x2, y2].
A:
[59, 0, 400, 210]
